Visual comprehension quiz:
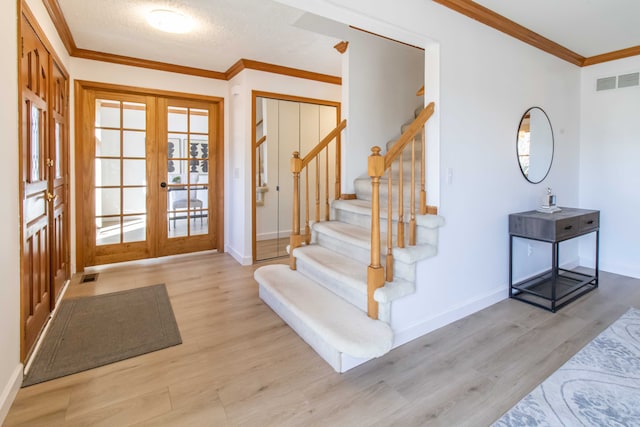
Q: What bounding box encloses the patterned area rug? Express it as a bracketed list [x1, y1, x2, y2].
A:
[23, 284, 182, 387]
[493, 307, 640, 426]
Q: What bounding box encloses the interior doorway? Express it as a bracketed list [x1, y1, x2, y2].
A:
[252, 91, 340, 262]
[75, 82, 224, 269]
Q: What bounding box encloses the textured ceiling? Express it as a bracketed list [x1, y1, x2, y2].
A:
[57, 0, 640, 75]
[57, 0, 343, 75]
[473, 0, 640, 57]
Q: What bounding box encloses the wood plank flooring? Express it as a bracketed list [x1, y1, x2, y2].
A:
[4, 252, 640, 426]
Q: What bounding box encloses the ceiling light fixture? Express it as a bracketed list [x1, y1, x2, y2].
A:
[147, 9, 194, 34]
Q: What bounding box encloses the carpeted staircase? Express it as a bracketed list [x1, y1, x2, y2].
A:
[255, 107, 445, 373]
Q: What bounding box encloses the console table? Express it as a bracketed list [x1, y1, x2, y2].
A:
[509, 207, 599, 312]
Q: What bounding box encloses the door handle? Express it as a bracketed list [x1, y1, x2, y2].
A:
[160, 182, 167, 188]
[46, 192, 58, 202]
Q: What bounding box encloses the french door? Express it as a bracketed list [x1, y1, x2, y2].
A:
[76, 83, 223, 269]
[19, 13, 70, 360]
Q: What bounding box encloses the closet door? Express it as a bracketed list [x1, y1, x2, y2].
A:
[254, 96, 339, 262]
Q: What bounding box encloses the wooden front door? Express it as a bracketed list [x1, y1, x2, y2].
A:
[76, 83, 223, 269]
[19, 15, 70, 360]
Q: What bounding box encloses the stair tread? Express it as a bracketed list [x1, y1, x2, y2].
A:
[333, 199, 445, 228]
[314, 221, 437, 264]
[255, 264, 393, 358]
[294, 245, 367, 294]
[293, 244, 416, 304]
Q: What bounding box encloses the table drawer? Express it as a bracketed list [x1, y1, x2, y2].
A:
[555, 217, 580, 240]
[580, 212, 599, 232]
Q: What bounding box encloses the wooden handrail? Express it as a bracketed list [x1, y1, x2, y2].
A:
[256, 135, 267, 147]
[384, 102, 434, 170]
[416, 86, 424, 96]
[301, 120, 347, 169]
[289, 119, 347, 269]
[367, 102, 436, 319]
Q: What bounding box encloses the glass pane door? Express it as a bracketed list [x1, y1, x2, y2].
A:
[94, 99, 148, 246]
[158, 98, 216, 257]
[166, 106, 209, 238]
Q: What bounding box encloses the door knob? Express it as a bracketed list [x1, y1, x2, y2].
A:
[160, 182, 167, 188]
[46, 192, 57, 202]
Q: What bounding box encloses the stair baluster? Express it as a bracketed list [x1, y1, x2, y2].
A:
[367, 102, 435, 318]
[409, 136, 417, 246]
[289, 120, 347, 270]
[367, 146, 385, 319]
[304, 167, 310, 245]
[420, 128, 427, 215]
[398, 151, 405, 248]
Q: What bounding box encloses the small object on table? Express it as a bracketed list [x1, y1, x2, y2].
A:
[537, 187, 561, 213]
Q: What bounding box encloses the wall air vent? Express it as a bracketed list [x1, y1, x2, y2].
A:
[596, 76, 616, 91]
[618, 72, 639, 88]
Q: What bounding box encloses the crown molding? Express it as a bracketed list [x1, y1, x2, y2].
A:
[41, 0, 341, 85]
[433, 0, 585, 66]
[232, 59, 341, 85]
[350, 26, 424, 51]
[583, 46, 640, 67]
[41, 0, 76, 53]
[74, 48, 228, 80]
[333, 41, 349, 54]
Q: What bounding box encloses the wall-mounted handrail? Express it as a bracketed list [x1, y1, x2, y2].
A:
[289, 119, 347, 269]
[367, 102, 435, 319]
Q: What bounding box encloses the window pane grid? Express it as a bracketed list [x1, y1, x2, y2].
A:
[95, 99, 147, 246]
[167, 106, 209, 238]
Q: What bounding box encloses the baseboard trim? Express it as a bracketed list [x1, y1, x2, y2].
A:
[392, 286, 507, 348]
[595, 259, 640, 280]
[0, 364, 23, 425]
[225, 245, 252, 266]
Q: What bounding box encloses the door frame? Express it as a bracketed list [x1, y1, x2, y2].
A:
[74, 80, 224, 270]
[251, 91, 341, 262]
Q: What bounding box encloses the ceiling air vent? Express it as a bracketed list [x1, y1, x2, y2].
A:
[596, 76, 616, 91]
[618, 72, 639, 88]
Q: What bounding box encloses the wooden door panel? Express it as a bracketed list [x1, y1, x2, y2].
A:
[50, 61, 68, 302]
[21, 18, 52, 359]
[22, 216, 50, 356]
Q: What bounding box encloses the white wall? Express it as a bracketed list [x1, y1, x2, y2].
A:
[276, 0, 582, 343]
[343, 27, 424, 193]
[580, 56, 640, 278]
[0, 1, 21, 421]
[226, 69, 341, 264]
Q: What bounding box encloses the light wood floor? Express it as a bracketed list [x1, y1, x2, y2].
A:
[4, 253, 640, 426]
[255, 237, 289, 261]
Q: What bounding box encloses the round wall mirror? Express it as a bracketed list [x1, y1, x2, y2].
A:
[516, 107, 554, 183]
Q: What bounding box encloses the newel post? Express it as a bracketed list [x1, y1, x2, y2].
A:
[289, 151, 303, 269]
[367, 146, 385, 319]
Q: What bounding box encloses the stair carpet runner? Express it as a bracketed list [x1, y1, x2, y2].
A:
[254, 107, 444, 373]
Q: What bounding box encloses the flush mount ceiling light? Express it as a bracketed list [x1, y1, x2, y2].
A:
[147, 9, 194, 34]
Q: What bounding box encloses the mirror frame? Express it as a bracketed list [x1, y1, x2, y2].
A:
[516, 106, 554, 184]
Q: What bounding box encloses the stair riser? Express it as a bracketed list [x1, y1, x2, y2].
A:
[295, 257, 367, 312]
[259, 284, 344, 372]
[333, 208, 439, 247]
[314, 231, 416, 282]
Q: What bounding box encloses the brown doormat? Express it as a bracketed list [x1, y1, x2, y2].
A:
[23, 284, 182, 387]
